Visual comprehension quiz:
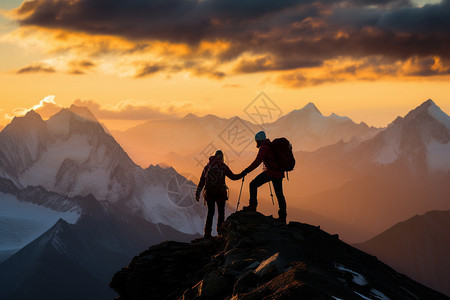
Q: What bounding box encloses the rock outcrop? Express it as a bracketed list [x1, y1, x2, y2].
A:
[110, 212, 448, 299]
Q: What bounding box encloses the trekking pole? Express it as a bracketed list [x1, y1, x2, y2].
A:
[236, 176, 245, 212]
[268, 181, 275, 206]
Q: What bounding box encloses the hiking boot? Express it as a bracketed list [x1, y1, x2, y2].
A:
[274, 216, 286, 223]
[275, 211, 287, 223]
[242, 204, 257, 212]
[217, 227, 223, 237]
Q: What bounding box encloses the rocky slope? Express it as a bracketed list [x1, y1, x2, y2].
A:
[110, 212, 447, 299]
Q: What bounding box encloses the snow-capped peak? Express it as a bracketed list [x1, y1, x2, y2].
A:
[46, 107, 104, 137]
[69, 104, 99, 123]
[404, 99, 450, 130]
[427, 101, 450, 131]
[3, 110, 45, 133]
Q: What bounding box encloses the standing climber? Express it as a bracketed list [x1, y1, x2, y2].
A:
[240, 131, 288, 223]
[196, 150, 244, 238]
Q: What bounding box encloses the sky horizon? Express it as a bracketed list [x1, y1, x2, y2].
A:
[1, 0, 449, 130]
[0, 95, 447, 133]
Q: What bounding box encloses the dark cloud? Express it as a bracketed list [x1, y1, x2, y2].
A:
[17, 0, 314, 44]
[235, 55, 322, 73]
[16, 59, 96, 75]
[68, 59, 96, 75]
[17, 64, 55, 74]
[136, 63, 166, 78]
[12, 0, 450, 81]
[404, 56, 450, 76]
[135, 61, 226, 79]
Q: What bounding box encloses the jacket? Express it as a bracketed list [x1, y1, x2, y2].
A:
[245, 139, 284, 178]
[196, 155, 243, 200]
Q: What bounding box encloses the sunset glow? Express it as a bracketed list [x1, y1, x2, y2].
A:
[1, 0, 449, 131]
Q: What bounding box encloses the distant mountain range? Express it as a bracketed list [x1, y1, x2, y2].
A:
[0, 99, 448, 298]
[355, 210, 450, 296]
[111, 102, 379, 169]
[0, 186, 198, 299]
[0, 106, 203, 299]
[0, 106, 206, 235]
[293, 100, 450, 242]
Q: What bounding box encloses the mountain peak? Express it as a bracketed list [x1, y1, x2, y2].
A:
[329, 112, 351, 123]
[302, 102, 322, 115]
[47, 107, 105, 136]
[24, 109, 42, 118]
[182, 113, 198, 121]
[14, 110, 44, 124]
[404, 99, 450, 130]
[69, 105, 99, 123]
[421, 99, 437, 108]
[2, 109, 46, 135]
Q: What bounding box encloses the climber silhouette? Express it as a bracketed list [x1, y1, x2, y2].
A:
[196, 150, 244, 238]
[240, 131, 287, 223]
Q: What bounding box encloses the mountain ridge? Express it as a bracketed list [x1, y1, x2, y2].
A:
[0, 186, 201, 300]
[355, 210, 450, 296]
[111, 212, 448, 299]
[0, 108, 207, 235]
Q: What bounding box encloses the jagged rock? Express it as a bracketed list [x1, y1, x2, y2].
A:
[254, 252, 284, 278]
[110, 211, 449, 300]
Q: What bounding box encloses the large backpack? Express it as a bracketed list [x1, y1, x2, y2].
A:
[270, 138, 295, 172]
[204, 162, 227, 197]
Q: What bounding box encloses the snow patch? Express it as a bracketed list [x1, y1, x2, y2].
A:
[47, 109, 72, 136]
[138, 187, 204, 234]
[354, 291, 372, 300]
[374, 125, 401, 164]
[375, 144, 399, 164]
[428, 103, 450, 131]
[336, 264, 368, 286]
[20, 134, 91, 189]
[426, 140, 450, 172]
[370, 289, 391, 300]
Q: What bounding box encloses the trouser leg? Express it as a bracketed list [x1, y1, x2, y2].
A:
[216, 200, 225, 235]
[272, 178, 287, 218]
[249, 172, 272, 207]
[205, 198, 215, 234]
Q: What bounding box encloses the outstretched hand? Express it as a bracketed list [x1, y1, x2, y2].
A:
[240, 170, 248, 178]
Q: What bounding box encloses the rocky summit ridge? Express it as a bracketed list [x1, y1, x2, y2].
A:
[110, 212, 447, 300]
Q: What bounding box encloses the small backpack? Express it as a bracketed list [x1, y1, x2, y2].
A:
[204, 162, 226, 195]
[270, 138, 295, 172]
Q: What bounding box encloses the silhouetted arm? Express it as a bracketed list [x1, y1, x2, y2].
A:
[224, 165, 243, 180]
[244, 146, 266, 174]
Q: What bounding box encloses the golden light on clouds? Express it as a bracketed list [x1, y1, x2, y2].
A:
[4, 95, 57, 120]
[0, 0, 449, 130]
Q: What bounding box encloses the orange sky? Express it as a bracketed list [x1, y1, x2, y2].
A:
[1, 0, 449, 130]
